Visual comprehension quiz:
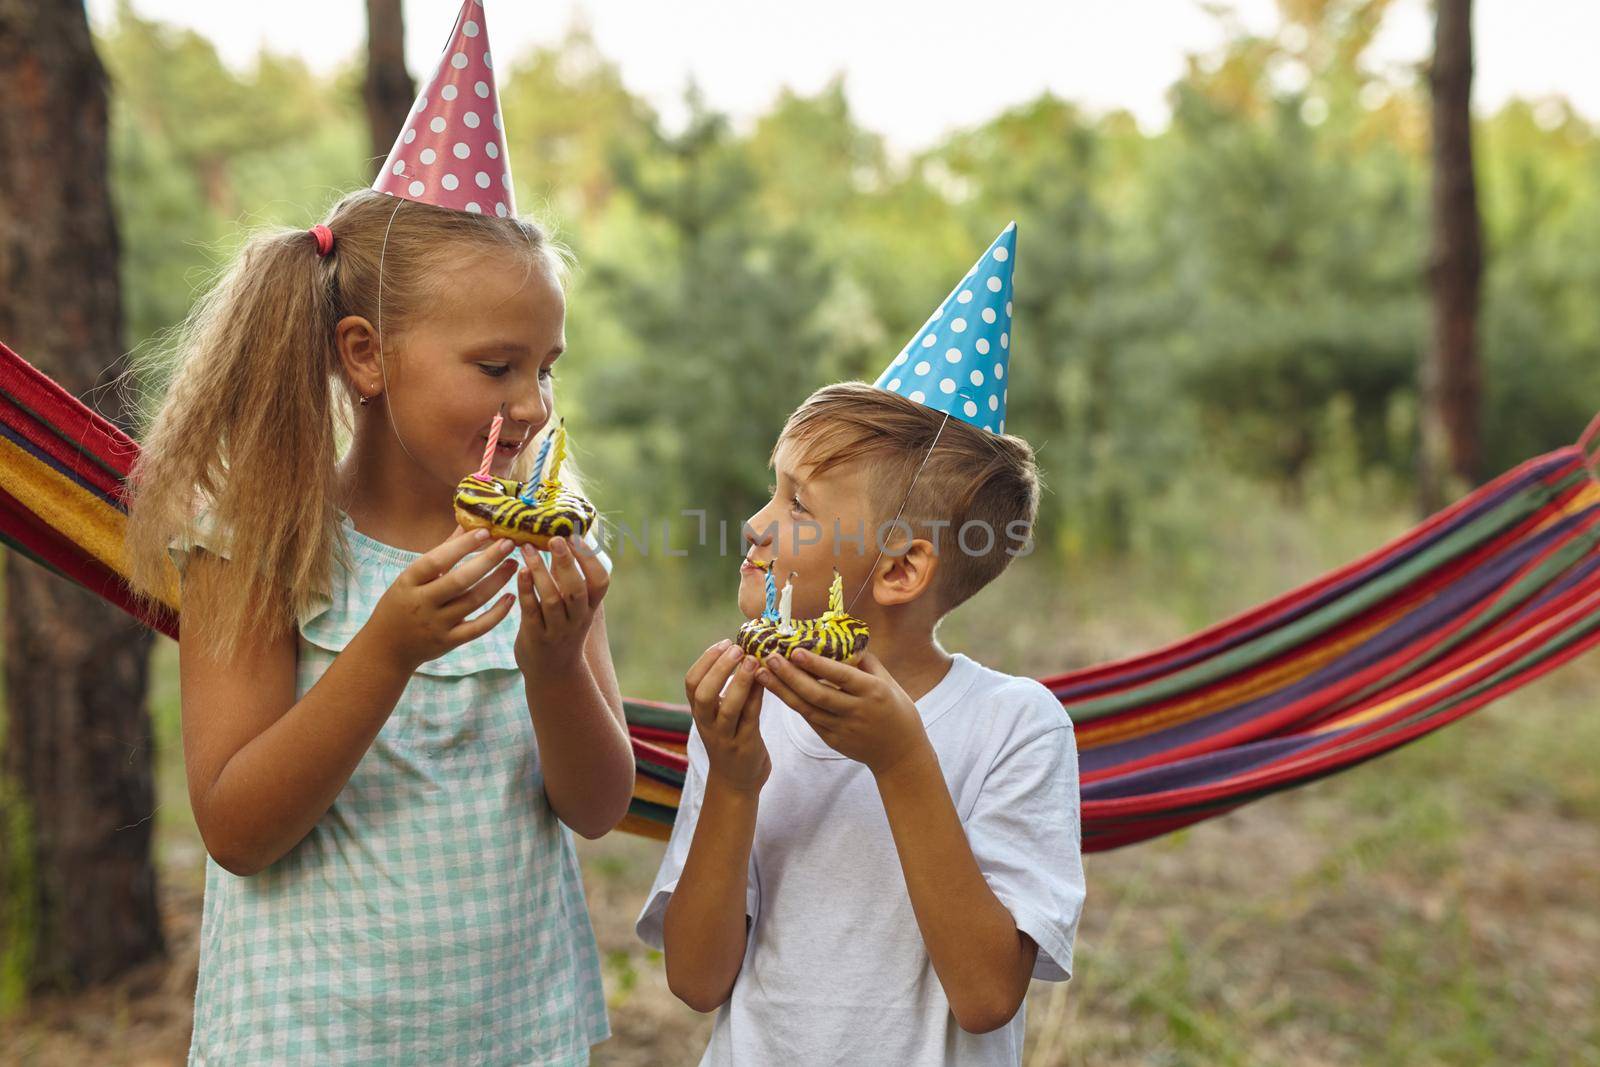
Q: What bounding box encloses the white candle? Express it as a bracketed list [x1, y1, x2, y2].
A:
[777, 572, 794, 632]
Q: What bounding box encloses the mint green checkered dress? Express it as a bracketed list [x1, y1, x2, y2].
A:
[174, 515, 611, 1066]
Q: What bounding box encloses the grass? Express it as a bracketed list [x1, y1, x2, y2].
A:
[4, 473, 1600, 1064]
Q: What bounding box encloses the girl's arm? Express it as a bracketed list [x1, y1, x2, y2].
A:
[520, 603, 635, 838]
[180, 594, 411, 876]
[180, 531, 519, 875]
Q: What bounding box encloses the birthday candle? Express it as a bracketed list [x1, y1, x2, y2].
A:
[777, 572, 794, 631]
[827, 569, 844, 615]
[762, 566, 779, 621]
[547, 419, 568, 483]
[518, 430, 552, 504]
[474, 402, 506, 480]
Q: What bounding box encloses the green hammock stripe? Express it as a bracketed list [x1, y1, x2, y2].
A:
[0, 382, 131, 489]
[1303, 520, 1600, 721]
[637, 758, 686, 788]
[1085, 601, 1600, 836]
[625, 701, 693, 732]
[626, 798, 679, 826]
[1346, 598, 1600, 744]
[1065, 471, 1580, 721]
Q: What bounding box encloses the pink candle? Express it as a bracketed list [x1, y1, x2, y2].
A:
[475, 402, 506, 479]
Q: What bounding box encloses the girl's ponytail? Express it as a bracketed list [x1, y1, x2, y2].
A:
[126, 225, 345, 658]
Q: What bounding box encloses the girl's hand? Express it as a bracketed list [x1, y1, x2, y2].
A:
[685, 640, 769, 794]
[513, 535, 609, 672]
[757, 650, 930, 778]
[369, 526, 519, 670]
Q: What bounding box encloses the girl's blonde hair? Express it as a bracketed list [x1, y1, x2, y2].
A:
[125, 188, 581, 660]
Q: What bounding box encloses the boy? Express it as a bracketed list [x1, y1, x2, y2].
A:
[637, 225, 1085, 1065]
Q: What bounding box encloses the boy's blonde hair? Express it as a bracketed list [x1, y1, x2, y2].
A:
[776, 382, 1040, 615]
[125, 188, 574, 660]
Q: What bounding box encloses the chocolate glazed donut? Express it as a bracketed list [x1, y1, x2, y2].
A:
[735, 612, 870, 664]
[736, 566, 870, 664]
[453, 474, 596, 549]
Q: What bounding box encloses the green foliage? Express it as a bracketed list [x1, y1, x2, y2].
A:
[101, 1, 368, 368]
[581, 95, 836, 543]
[1153, 76, 1426, 488]
[1479, 101, 1600, 472]
[938, 96, 1189, 555]
[93, 0, 1600, 570]
[0, 774, 36, 1016]
[497, 23, 658, 224]
[50, 5, 1600, 1056]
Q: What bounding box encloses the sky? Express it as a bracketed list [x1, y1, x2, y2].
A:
[84, 0, 1600, 150]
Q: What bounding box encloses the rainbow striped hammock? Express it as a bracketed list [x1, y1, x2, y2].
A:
[6, 338, 1600, 852]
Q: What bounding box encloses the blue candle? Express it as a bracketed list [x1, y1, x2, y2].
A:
[517, 432, 555, 504]
[762, 566, 779, 622]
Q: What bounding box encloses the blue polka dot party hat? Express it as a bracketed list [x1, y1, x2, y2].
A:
[873, 223, 1016, 434]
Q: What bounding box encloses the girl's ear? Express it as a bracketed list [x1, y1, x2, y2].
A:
[872, 537, 940, 608]
[334, 315, 383, 399]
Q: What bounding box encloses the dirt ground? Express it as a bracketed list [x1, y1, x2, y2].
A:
[5, 692, 1598, 1067]
[5, 537, 1599, 1064]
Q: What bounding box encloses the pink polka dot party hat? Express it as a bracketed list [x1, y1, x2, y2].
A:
[373, 0, 514, 217]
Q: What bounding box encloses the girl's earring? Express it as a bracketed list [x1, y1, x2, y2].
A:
[358, 394, 372, 407]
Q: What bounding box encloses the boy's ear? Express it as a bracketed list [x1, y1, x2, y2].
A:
[334, 315, 384, 397]
[872, 538, 939, 608]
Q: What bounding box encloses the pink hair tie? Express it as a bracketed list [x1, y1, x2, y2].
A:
[309, 224, 335, 257]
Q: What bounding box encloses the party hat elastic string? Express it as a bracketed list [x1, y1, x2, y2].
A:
[372, 196, 431, 474]
[844, 408, 951, 616]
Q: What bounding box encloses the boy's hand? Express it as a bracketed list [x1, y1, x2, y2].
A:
[685, 640, 769, 794]
[513, 535, 609, 673]
[757, 650, 929, 777]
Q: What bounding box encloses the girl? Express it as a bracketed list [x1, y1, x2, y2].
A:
[123, 185, 634, 1064]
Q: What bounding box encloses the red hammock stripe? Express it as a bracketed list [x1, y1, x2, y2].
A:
[1046, 451, 1586, 699]
[1097, 602, 1600, 824]
[1074, 467, 1594, 742]
[1079, 504, 1600, 780]
[5, 339, 1600, 852]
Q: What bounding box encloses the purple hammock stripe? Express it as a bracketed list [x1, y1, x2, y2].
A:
[0, 419, 127, 512]
[1053, 451, 1580, 703]
[1078, 504, 1600, 775]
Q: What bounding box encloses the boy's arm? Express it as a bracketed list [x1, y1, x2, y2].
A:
[661, 644, 770, 1013]
[661, 775, 760, 1012]
[874, 744, 1039, 1034]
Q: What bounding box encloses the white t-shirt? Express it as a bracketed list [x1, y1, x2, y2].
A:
[636, 652, 1086, 1066]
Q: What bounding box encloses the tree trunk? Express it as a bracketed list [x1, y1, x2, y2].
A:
[364, 0, 415, 175]
[1419, 0, 1483, 512]
[0, 0, 163, 994]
